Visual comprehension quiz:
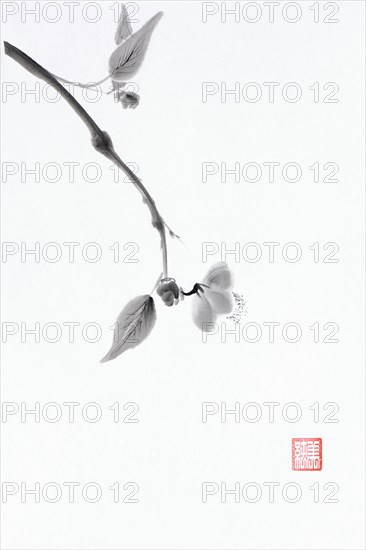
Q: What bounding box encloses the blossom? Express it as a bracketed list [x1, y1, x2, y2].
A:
[157, 278, 180, 307]
[192, 263, 233, 330]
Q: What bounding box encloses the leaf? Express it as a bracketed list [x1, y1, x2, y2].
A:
[109, 12, 163, 82]
[115, 4, 133, 45]
[100, 295, 156, 362]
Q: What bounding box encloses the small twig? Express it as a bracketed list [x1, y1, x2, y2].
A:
[150, 272, 164, 294]
[50, 72, 112, 89]
[3, 41, 168, 278]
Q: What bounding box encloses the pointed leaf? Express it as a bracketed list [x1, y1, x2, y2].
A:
[109, 12, 163, 82]
[115, 3, 133, 45]
[101, 295, 156, 362]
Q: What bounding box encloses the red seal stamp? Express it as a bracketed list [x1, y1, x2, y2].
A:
[292, 438, 322, 471]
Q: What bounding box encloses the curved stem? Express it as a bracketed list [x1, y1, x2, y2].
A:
[4, 41, 168, 279]
[106, 149, 168, 278]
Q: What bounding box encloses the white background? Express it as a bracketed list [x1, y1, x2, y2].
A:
[1, 1, 365, 549]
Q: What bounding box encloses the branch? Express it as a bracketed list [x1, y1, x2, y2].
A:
[3, 41, 168, 278]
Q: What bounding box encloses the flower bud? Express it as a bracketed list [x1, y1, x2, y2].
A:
[157, 278, 180, 307]
[118, 90, 140, 109]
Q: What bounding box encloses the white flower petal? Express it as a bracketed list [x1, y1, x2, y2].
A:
[192, 295, 216, 330]
[203, 262, 233, 290]
[206, 289, 233, 314]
